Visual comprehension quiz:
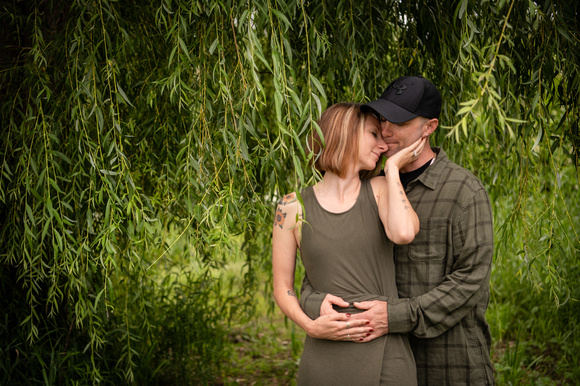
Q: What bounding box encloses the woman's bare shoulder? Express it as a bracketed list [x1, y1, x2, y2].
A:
[369, 175, 387, 192]
[278, 192, 299, 206]
[274, 192, 301, 230]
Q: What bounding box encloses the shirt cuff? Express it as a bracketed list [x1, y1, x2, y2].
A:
[387, 298, 411, 334]
[301, 292, 327, 319]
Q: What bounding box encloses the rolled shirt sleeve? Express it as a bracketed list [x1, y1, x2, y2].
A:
[299, 274, 326, 320]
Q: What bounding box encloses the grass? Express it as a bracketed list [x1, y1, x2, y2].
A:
[217, 313, 303, 385]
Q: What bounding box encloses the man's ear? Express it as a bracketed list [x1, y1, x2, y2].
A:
[423, 118, 438, 136]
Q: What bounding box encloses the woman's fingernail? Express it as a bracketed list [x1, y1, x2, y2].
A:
[359, 338, 364, 341]
[366, 333, 371, 336]
[366, 321, 370, 324]
[369, 329, 374, 332]
[346, 313, 351, 317]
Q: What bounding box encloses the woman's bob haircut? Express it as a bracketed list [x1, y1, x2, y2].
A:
[308, 102, 370, 178]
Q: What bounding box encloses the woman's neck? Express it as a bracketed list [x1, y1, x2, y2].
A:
[314, 171, 362, 212]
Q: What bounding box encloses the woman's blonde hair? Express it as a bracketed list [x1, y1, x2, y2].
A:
[308, 102, 364, 178]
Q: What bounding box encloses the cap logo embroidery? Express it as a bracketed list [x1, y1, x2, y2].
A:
[392, 84, 407, 95]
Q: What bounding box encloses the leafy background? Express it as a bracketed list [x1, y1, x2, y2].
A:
[1, 0, 578, 384]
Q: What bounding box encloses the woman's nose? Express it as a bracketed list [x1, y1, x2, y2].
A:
[377, 137, 388, 152]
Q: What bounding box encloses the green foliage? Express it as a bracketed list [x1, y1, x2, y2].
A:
[0, 0, 578, 384]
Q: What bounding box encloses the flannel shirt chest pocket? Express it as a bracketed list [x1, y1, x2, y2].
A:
[408, 217, 448, 261]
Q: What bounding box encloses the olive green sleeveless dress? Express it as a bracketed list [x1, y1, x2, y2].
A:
[298, 179, 416, 385]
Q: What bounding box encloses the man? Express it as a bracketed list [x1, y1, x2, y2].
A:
[300, 76, 495, 385]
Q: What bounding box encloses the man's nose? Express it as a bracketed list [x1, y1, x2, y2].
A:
[381, 121, 392, 138]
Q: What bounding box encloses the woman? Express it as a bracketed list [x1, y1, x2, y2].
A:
[272, 102, 425, 385]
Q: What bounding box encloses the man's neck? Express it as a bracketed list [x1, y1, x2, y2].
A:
[400, 146, 436, 173]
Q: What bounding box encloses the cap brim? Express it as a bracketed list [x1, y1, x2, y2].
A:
[361, 99, 418, 124]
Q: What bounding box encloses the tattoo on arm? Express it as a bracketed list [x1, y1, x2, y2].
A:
[400, 190, 409, 209]
[287, 290, 296, 297]
[278, 194, 297, 206]
[274, 207, 287, 229]
[274, 194, 296, 229]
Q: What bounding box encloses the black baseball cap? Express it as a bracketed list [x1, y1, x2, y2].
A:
[361, 76, 442, 123]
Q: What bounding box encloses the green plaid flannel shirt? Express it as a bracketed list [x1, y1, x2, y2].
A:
[300, 148, 495, 385]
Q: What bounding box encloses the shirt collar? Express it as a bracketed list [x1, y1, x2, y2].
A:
[410, 147, 448, 191]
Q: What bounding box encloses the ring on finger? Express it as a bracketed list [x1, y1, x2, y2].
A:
[346, 321, 350, 329]
[347, 334, 350, 341]
[413, 150, 419, 157]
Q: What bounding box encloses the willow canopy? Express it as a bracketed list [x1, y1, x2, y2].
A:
[1, 0, 578, 383]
